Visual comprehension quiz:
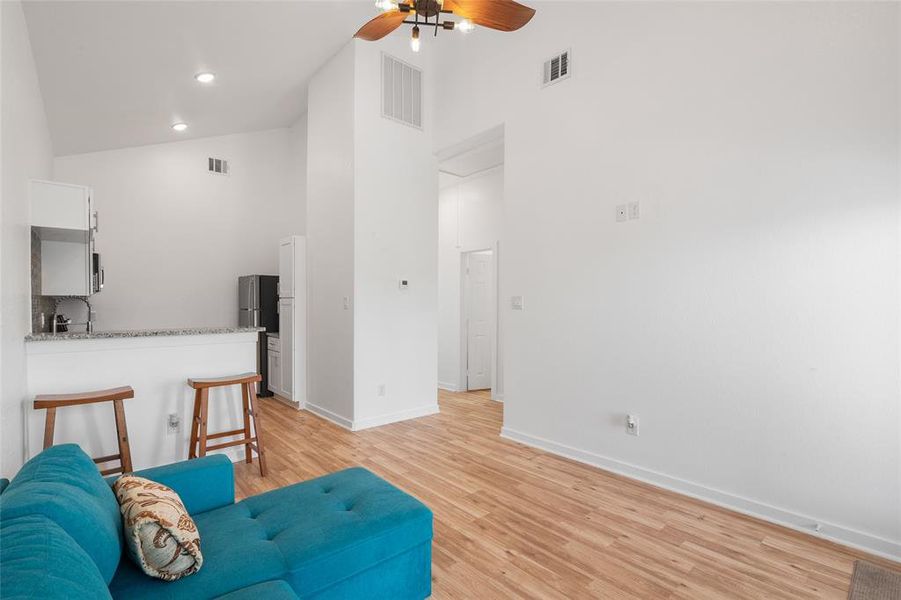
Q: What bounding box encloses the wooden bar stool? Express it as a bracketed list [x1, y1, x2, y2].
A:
[187, 373, 267, 476]
[33, 386, 135, 475]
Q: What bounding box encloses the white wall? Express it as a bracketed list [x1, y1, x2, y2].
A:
[306, 43, 356, 424]
[438, 167, 503, 393]
[51, 127, 305, 330]
[305, 38, 438, 429]
[352, 37, 438, 428]
[1, 0, 54, 475]
[436, 2, 900, 558]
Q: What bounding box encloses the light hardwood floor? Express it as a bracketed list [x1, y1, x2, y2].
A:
[234, 389, 897, 599]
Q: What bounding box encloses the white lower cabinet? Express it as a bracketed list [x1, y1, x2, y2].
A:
[267, 349, 281, 395]
[278, 299, 294, 400]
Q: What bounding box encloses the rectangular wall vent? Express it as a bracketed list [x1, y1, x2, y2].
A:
[208, 157, 229, 175]
[542, 49, 571, 87]
[382, 53, 422, 129]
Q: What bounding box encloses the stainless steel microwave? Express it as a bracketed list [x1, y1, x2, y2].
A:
[91, 252, 104, 293]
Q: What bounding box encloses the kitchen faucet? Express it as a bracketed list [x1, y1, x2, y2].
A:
[52, 296, 94, 334]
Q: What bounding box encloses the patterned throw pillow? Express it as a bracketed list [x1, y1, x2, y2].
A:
[113, 475, 203, 581]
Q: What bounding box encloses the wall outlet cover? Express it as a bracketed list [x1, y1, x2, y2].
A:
[626, 414, 639, 436]
[511, 296, 524, 310]
[167, 413, 180, 435]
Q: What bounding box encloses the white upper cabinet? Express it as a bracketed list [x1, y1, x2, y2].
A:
[30, 180, 97, 297]
[31, 180, 93, 232]
[278, 238, 295, 298]
[278, 235, 306, 299]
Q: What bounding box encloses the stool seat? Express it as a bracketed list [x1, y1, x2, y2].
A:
[188, 373, 261, 389]
[33, 386, 135, 475]
[187, 373, 267, 477]
[34, 386, 134, 407]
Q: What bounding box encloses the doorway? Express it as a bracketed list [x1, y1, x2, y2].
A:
[461, 250, 494, 391]
[436, 126, 504, 399]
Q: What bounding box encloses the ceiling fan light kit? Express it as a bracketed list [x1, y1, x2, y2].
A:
[355, 0, 535, 50]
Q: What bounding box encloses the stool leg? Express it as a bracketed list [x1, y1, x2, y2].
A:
[42, 407, 57, 450]
[241, 383, 253, 464]
[189, 388, 201, 459]
[247, 383, 267, 477]
[112, 398, 133, 473]
[198, 388, 210, 458]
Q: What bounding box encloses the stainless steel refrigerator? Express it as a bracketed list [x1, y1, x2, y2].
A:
[238, 275, 279, 396]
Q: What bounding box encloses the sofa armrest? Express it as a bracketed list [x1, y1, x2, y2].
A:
[132, 455, 235, 515]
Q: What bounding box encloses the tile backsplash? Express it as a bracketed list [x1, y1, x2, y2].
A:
[31, 229, 56, 334]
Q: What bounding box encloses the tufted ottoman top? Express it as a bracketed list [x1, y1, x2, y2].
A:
[108, 467, 433, 599]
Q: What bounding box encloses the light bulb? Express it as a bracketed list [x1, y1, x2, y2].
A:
[411, 25, 420, 52]
[194, 72, 215, 83]
[458, 19, 474, 32]
[374, 0, 397, 11]
[171, 122, 188, 132]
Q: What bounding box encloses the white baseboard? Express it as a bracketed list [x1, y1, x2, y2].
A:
[492, 392, 504, 402]
[353, 404, 440, 431]
[438, 381, 460, 392]
[501, 426, 901, 562]
[303, 402, 354, 430]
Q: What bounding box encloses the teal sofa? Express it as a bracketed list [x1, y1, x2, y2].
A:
[0, 444, 432, 599]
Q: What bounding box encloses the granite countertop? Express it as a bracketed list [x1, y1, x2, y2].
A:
[25, 326, 264, 342]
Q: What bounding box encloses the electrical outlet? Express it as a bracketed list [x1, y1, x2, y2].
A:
[377, 384, 386, 398]
[343, 296, 350, 310]
[511, 296, 524, 310]
[616, 204, 628, 222]
[167, 413, 180, 435]
[626, 414, 639, 436]
[628, 201, 640, 220]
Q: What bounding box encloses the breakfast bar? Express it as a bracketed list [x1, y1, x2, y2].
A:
[24, 327, 262, 470]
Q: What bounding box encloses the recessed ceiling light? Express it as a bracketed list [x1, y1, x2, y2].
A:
[172, 122, 188, 132]
[194, 72, 215, 83]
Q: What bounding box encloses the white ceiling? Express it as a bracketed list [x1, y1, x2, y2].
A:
[23, 1, 375, 156]
[438, 137, 504, 179]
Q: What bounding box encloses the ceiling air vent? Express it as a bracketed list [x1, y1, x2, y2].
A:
[382, 53, 422, 129]
[542, 49, 571, 87]
[208, 157, 229, 175]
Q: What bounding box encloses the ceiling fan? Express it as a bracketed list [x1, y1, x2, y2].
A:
[354, 0, 536, 52]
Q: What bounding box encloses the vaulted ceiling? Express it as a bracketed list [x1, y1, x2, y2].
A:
[23, 1, 375, 155]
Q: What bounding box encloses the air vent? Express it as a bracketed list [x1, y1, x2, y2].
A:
[382, 53, 422, 129]
[542, 49, 571, 87]
[208, 157, 229, 175]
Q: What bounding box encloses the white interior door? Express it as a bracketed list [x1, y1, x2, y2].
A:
[464, 251, 493, 390]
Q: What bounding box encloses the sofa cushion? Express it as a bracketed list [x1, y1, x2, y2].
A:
[0, 514, 111, 599]
[108, 467, 432, 599]
[114, 475, 203, 581]
[213, 580, 299, 600]
[0, 444, 122, 583]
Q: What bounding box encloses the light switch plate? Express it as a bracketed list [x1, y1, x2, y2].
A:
[616, 204, 628, 222]
[511, 296, 524, 310]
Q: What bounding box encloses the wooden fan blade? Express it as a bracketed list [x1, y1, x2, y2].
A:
[354, 10, 408, 41]
[443, 0, 535, 32]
